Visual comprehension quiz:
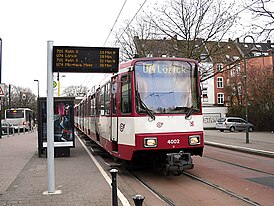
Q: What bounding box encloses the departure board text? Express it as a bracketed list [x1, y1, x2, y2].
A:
[53, 46, 119, 73]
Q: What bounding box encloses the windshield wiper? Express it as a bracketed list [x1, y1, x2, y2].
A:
[185, 94, 202, 119]
[185, 106, 199, 119]
[136, 92, 155, 121]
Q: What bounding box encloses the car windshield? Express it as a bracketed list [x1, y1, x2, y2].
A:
[134, 60, 200, 114]
[217, 118, 226, 122]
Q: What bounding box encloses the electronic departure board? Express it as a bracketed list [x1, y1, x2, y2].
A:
[53, 46, 119, 73]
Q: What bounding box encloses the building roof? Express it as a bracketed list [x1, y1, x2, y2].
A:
[133, 36, 273, 65]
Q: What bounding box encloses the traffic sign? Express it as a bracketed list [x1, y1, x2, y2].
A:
[0, 83, 5, 97]
[53, 81, 57, 88]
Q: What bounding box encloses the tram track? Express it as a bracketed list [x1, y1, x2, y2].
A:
[182, 171, 260, 206]
[129, 168, 260, 206]
[77, 132, 173, 205]
[204, 155, 274, 176]
[86, 149, 260, 205]
[128, 170, 177, 206]
[77, 131, 268, 205]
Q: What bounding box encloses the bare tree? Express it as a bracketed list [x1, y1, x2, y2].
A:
[228, 63, 274, 131]
[114, 15, 159, 61]
[148, 0, 239, 58]
[114, 0, 242, 81]
[244, 0, 274, 39]
[62, 85, 88, 97]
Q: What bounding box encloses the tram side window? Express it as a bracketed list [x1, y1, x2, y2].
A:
[121, 75, 131, 114]
[112, 81, 117, 114]
[100, 86, 105, 116]
[105, 82, 110, 115]
[91, 96, 95, 116]
[85, 99, 89, 117]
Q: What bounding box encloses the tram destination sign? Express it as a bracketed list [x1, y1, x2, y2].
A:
[53, 46, 119, 73]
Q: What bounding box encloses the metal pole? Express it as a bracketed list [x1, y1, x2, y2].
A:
[243, 45, 249, 143]
[57, 72, 60, 96]
[34, 80, 39, 98]
[133, 195, 145, 206]
[47, 40, 55, 193]
[110, 169, 118, 206]
[243, 35, 255, 144]
[8, 85, 11, 109]
[0, 38, 2, 139]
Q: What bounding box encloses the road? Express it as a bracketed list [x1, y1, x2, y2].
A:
[115, 130, 274, 206]
[204, 129, 274, 153]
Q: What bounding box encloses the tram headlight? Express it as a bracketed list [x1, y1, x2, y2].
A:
[189, 135, 201, 145]
[144, 137, 158, 148]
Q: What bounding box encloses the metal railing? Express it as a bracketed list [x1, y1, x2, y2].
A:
[3, 125, 35, 137]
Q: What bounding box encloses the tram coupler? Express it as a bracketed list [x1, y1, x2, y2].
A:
[164, 151, 193, 176]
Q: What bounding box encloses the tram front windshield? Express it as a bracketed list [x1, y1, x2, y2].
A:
[135, 60, 200, 114]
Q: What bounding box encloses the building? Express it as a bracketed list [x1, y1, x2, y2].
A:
[133, 36, 274, 128]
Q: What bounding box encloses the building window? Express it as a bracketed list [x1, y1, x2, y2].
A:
[217, 93, 224, 104]
[217, 77, 223, 88]
[231, 67, 235, 77]
[200, 53, 208, 62]
[202, 88, 208, 102]
[236, 63, 241, 75]
[237, 82, 242, 96]
[232, 85, 236, 96]
[216, 63, 223, 72]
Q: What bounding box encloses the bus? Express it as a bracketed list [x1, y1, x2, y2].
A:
[5, 108, 34, 131]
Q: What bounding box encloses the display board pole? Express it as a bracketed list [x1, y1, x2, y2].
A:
[47, 40, 55, 193]
[0, 38, 2, 139]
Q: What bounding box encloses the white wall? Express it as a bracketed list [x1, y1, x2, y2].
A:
[203, 106, 228, 128]
[199, 62, 215, 106]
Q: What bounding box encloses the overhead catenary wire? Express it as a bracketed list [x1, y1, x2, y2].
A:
[79, 0, 128, 89]
[82, 0, 149, 90]
[117, 0, 148, 40]
[103, 0, 128, 46]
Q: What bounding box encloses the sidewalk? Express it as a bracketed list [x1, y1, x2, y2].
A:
[0, 131, 115, 206]
[204, 130, 274, 157]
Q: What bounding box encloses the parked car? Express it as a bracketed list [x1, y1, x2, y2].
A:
[1, 122, 17, 135]
[216, 117, 254, 132]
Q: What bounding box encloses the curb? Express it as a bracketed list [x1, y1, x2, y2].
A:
[205, 141, 274, 158]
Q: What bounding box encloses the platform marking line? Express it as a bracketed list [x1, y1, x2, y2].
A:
[77, 135, 131, 206]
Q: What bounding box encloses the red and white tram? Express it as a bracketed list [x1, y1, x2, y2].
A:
[75, 57, 204, 175]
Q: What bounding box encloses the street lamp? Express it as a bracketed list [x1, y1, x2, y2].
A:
[34, 79, 39, 98]
[243, 35, 256, 143]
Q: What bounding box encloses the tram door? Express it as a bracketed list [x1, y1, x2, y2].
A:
[110, 76, 119, 151]
[95, 88, 101, 141]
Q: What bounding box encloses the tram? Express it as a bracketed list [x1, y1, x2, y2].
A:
[75, 57, 204, 175]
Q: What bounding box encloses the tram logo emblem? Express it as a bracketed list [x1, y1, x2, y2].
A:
[156, 122, 163, 128]
[120, 123, 126, 132]
[189, 121, 194, 127]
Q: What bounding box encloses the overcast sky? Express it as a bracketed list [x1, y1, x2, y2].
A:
[0, 0, 155, 97]
[0, 0, 272, 97]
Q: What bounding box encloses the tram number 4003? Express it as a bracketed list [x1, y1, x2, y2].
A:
[167, 139, 180, 144]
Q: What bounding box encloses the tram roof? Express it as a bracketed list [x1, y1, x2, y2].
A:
[119, 57, 198, 70]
